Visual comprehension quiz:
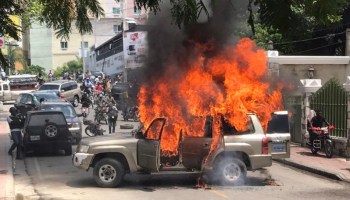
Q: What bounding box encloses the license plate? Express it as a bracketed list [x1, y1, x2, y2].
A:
[272, 143, 286, 153]
[30, 135, 40, 141]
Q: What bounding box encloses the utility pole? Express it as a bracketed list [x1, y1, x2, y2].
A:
[81, 35, 86, 78]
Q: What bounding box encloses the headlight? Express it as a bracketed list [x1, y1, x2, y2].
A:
[71, 122, 80, 128]
[77, 144, 89, 153]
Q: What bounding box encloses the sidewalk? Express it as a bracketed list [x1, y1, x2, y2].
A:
[0, 119, 14, 199]
[275, 144, 350, 183]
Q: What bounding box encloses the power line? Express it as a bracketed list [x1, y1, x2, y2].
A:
[292, 41, 344, 54]
[274, 31, 346, 45]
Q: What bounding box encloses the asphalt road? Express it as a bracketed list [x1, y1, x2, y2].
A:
[15, 157, 350, 200]
[3, 103, 350, 200]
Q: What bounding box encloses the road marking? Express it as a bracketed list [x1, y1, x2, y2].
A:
[33, 157, 43, 181]
[210, 189, 229, 199]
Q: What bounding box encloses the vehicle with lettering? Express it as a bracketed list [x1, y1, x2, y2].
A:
[0, 75, 38, 103]
[73, 111, 290, 187]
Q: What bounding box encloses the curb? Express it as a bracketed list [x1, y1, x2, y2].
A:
[274, 158, 350, 183]
[5, 140, 14, 199]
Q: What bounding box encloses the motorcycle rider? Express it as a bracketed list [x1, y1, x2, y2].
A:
[83, 71, 94, 94]
[309, 110, 330, 145]
[7, 107, 25, 159]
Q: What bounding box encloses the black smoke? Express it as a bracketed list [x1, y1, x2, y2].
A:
[143, 0, 250, 82]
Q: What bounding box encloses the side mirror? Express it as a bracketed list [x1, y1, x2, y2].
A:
[134, 131, 145, 139]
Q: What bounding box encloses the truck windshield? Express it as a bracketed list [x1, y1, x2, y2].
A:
[39, 85, 60, 90]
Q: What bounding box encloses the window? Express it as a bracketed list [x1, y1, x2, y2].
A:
[84, 41, 89, 49]
[112, 7, 121, 15]
[113, 25, 122, 33]
[60, 41, 68, 49]
[3, 84, 9, 90]
[134, 1, 141, 14]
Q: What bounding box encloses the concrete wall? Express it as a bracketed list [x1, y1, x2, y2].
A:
[29, 22, 53, 71]
[279, 64, 348, 87]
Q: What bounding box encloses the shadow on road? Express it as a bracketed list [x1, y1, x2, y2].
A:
[65, 172, 273, 191]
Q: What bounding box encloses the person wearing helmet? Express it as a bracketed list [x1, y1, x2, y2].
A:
[7, 107, 25, 159]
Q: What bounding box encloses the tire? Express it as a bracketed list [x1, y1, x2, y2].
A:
[64, 145, 72, 156]
[120, 124, 134, 129]
[43, 123, 59, 139]
[325, 141, 333, 158]
[85, 126, 95, 137]
[211, 157, 247, 186]
[311, 147, 318, 155]
[73, 96, 79, 107]
[93, 158, 125, 188]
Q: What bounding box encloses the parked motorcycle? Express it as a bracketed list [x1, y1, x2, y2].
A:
[122, 106, 139, 121]
[307, 125, 335, 158]
[83, 119, 105, 137]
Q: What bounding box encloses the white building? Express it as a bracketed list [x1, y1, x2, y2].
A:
[25, 0, 148, 72]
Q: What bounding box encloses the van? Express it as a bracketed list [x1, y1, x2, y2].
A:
[38, 80, 82, 107]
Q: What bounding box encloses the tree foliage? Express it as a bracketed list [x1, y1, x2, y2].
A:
[18, 64, 46, 76]
[53, 58, 83, 78]
[0, 0, 103, 69]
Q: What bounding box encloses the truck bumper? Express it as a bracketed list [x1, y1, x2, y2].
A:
[249, 154, 272, 169]
[72, 152, 94, 170]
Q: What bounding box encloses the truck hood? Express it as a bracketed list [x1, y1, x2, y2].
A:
[81, 134, 138, 146]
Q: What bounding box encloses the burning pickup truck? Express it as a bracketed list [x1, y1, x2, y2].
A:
[73, 111, 290, 188]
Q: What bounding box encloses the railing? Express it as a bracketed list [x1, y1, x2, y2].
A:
[310, 78, 347, 138]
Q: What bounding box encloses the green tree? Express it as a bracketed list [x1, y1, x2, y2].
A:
[0, 0, 103, 68]
[53, 58, 83, 78]
[5, 46, 28, 73]
[18, 64, 46, 76]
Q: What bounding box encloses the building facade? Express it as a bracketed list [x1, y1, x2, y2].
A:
[26, 0, 147, 72]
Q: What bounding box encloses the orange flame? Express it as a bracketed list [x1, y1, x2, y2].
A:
[138, 38, 284, 157]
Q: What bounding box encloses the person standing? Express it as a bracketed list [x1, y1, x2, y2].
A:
[108, 106, 118, 134]
[1, 69, 6, 80]
[7, 107, 25, 159]
[48, 70, 53, 81]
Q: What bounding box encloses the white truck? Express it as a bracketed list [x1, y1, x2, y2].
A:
[0, 74, 38, 103]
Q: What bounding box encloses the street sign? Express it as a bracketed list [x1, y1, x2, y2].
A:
[0, 37, 4, 48]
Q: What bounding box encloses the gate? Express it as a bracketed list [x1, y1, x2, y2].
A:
[310, 78, 347, 138]
[284, 96, 302, 143]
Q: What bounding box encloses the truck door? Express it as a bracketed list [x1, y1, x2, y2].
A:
[182, 116, 213, 170]
[137, 118, 166, 172]
[2, 83, 11, 101]
[266, 111, 291, 159]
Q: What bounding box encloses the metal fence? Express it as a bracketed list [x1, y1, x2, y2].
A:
[284, 96, 302, 143]
[310, 78, 348, 138]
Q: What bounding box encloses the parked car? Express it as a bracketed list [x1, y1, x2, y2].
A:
[14, 91, 60, 117]
[22, 110, 72, 155]
[38, 80, 81, 107]
[73, 111, 290, 188]
[39, 100, 82, 144]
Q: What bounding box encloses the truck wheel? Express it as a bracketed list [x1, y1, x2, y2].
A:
[93, 158, 125, 188]
[43, 123, 59, 139]
[73, 96, 79, 107]
[325, 141, 333, 158]
[213, 157, 247, 186]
